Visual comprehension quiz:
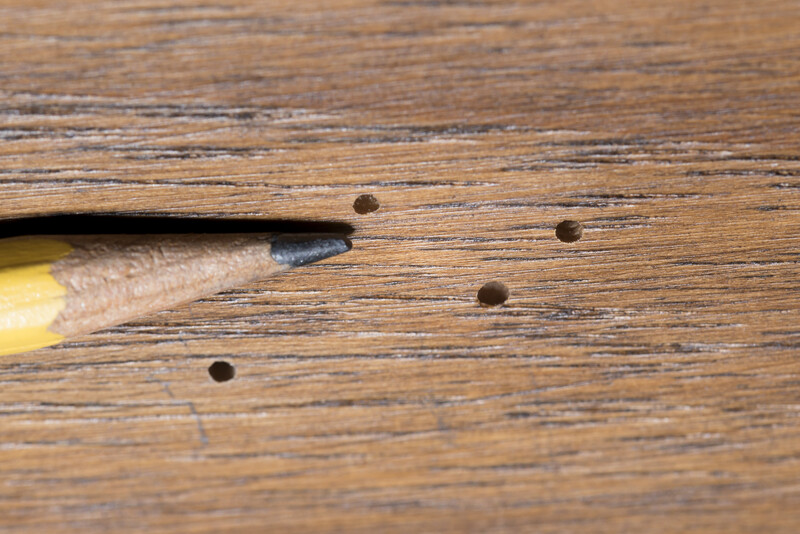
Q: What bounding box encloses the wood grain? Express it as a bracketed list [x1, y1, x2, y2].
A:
[1, 0, 800, 532]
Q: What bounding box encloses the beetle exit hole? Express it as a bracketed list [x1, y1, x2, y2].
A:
[353, 194, 380, 214]
[208, 361, 235, 382]
[477, 282, 509, 307]
[555, 220, 583, 243]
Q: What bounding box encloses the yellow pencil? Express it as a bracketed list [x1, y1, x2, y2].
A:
[0, 233, 351, 356]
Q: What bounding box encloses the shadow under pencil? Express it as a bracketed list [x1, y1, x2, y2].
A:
[0, 215, 355, 238]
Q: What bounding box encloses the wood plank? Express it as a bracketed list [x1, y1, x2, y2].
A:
[1, 0, 799, 531]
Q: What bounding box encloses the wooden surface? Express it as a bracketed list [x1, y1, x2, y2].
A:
[2, 0, 800, 532]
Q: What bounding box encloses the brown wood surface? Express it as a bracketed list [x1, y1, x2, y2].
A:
[1, 0, 800, 532]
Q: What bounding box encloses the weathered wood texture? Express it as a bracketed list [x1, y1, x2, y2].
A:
[2, 0, 800, 532]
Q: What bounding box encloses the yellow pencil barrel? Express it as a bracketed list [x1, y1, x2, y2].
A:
[0, 238, 73, 356]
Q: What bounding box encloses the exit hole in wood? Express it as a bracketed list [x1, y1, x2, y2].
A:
[353, 194, 379, 214]
[209, 361, 235, 382]
[555, 220, 583, 243]
[478, 282, 509, 306]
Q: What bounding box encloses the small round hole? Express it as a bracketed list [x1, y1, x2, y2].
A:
[477, 282, 509, 306]
[208, 361, 235, 382]
[555, 220, 583, 243]
[353, 194, 380, 214]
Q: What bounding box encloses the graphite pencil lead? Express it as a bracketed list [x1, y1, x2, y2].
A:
[270, 234, 353, 267]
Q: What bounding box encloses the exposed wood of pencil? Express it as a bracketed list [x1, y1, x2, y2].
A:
[49, 234, 286, 338]
[1, 0, 800, 533]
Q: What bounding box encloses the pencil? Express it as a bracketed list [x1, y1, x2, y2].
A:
[0, 233, 351, 356]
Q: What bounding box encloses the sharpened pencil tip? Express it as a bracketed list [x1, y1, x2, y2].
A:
[270, 234, 352, 267]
